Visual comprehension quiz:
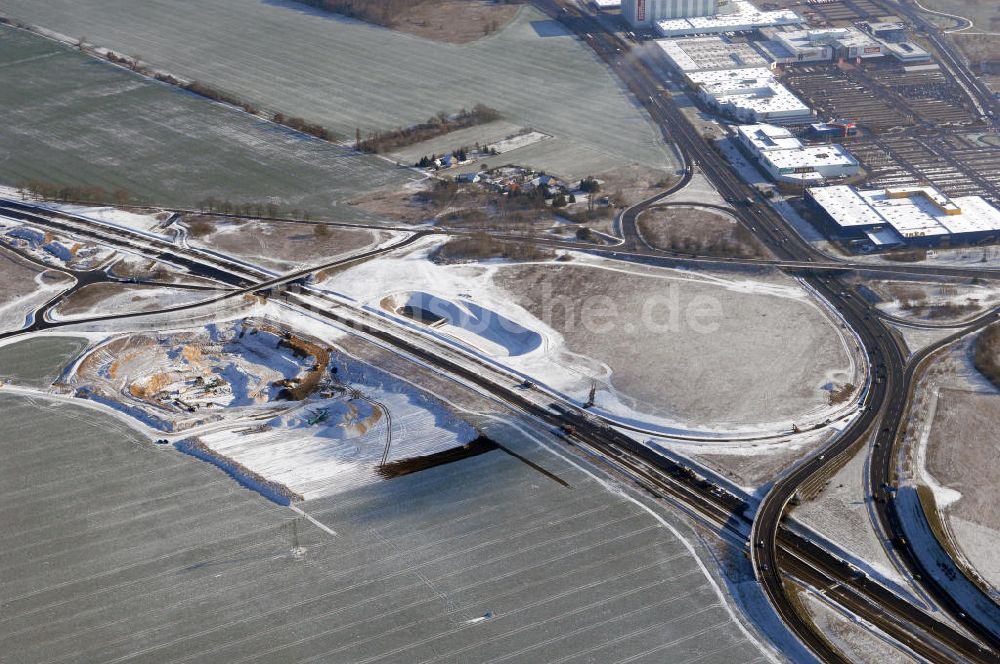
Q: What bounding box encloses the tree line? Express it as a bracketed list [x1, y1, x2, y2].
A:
[292, 0, 423, 28]
[100, 51, 336, 140]
[356, 105, 501, 154]
[17, 180, 138, 207]
[974, 322, 1000, 389]
[289, 0, 523, 32]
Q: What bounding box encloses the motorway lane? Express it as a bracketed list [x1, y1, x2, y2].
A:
[896, 0, 998, 123]
[287, 282, 996, 664]
[533, 1, 1000, 661]
[3, 195, 993, 660]
[7, 6, 1000, 655]
[868, 310, 1000, 652]
[616, 168, 692, 251]
[0, 206, 426, 342]
[15, 196, 1000, 283]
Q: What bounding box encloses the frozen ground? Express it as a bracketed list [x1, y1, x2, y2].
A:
[0, 247, 73, 333]
[0, 2, 675, 180]
[65, 318, 480, 501]
[196, 352, 479, 501]
[638, 205, 765, 258]
[800, 592, 917, 664]
[903, 335, 1000, 598]
[0, 336, 88, 388]
[183, 217, 392, 273]
[893, 323, 960, 356]
[49, 204, 174, 234]
[50, 283, 227, 322]
[858, 278, 1000, 325]
[0, 388, 774, 664]
[926, 385, 1000, 591]
[665, 172, 730, 208]
[795, 439, 912, 590]
[318, 237, 861, 436]
[0, 26, 413, 213]
[686, 428, 835, 492]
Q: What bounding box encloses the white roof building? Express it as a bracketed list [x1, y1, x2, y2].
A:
[765, 27, 885, 64]
[736, 124, 859, 183]
[807, 185, 1000, 247]
[881, 40, 932, 62]
[655, 0, 803, 37]
[688, 68, 813, 123]
[657, 36, 769, 72]
[622, 0, 719, 28]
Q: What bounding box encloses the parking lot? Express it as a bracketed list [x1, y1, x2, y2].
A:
[845, 132, 1000, 203]
[779, 57, 998, 203]
[789, 0, 885, 26]
[784, 65, 909, 132]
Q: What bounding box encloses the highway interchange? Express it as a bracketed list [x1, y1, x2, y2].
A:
[3, 193, 996, 664]
[2, 1, 1000, 661]
[542, 1, 1000, 661]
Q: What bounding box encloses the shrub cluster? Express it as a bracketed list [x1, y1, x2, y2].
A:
[357, 105, 500, 153]
[432, 232, 552, 264]
[973, 323, 1000, 389]
[17, 180, 134, 206]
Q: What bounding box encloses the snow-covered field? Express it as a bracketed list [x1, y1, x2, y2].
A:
[902, 335, 1000, 598]
[0, 2, 675, 179]
[50, 204, 173, 234]
[0, 335, 88, 387]
[183, 217, 393, 273]
[197, 363, 478, 500]
[0, 251, 73, 333]
[860, 278, 1000, 324]
[49, 283, 227, 322]
[925, 385, 1000, 592]
[0, 26, 413, 213]
[318, 237, 861, 437]
[0, 388, 774, 664]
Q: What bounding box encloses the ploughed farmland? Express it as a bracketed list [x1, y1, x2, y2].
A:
[0, 26, 413, 214]
[0, 1, 675, 179]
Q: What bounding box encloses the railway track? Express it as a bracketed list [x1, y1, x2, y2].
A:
[4, 18, 1000, 653]
[533, 1, 1000, 661]
[1, 192, 995, 661]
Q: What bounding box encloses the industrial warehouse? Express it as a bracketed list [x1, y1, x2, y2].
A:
[657, 36, 769, 72]
[807, 185, 1000, 250]
[623, 0, 803, 35]
[757, 27, 885, 64]
[688, 68, 813, 124]
[736, 124, 859, 184]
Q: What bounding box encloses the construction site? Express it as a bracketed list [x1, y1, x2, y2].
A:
[65, 318, 479, 501]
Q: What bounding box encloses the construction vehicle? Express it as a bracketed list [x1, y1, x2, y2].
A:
[307, 408, 330, 426]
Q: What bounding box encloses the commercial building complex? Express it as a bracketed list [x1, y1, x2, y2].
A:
[737, 124, 859, 183]
[688, 67, 813, 123]
[880, 40, 932, 63]
[656, 36, 769, 72]
[654, 0, 802, 37]
[863, 22, 907, 43]
[758, 27, 885, 65]
[807, 185, 1000, 249]
[622, 0, 718, 28]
